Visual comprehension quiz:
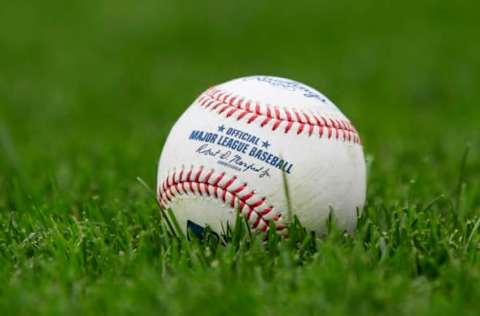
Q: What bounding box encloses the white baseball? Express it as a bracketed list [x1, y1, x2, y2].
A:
[157, 76, 366, 235]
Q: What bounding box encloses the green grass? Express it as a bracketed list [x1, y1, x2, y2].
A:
[1, 0, 480, 315]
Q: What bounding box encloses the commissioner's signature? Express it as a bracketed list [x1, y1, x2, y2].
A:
[196, 144, 271, 178]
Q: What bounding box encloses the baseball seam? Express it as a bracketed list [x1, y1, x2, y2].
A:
[196, 87, 361, 144]
[158, 166, 286, 233]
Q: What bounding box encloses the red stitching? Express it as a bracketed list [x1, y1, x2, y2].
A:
[158, 167, 285, 233]
[197, 87, 361, 144]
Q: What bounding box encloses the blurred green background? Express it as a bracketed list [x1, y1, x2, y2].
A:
[1, 0, 479, 192]
[1, 1, 480, 315]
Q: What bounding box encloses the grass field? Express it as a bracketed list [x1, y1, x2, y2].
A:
[1, 1, 480, 315]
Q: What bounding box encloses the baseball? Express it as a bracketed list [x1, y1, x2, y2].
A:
[157, 76, 366, 235]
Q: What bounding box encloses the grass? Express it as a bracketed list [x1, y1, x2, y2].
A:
[1, 0, 480, 315]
